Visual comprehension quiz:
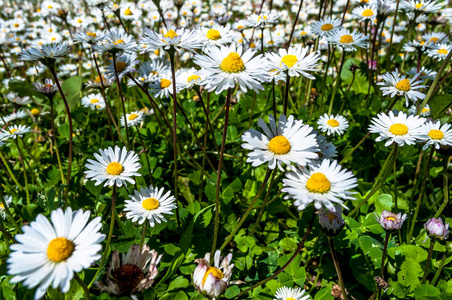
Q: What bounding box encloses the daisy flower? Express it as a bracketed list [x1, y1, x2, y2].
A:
[81, 93, 105, 110]
[93, 29, 137, 54]
[310, 17, 342, 37]
[368, 111, 426, 147]
[316, 133, 338, 160]
[149, 69, 178, 98]
[241, 114, 318, 171]
[0, 195, 12, 219]
[96, 244, 162, 297]
[418, 121, 452, 150]
[247, 12, 280, 28]
[120, 2, 142, 20]
[0, 110, 28, 125]
[177, 67, 203, 91]
[352, 5, 377, 22]
[407, 66, 436, 81]
[376, 210, 407, 232]
[422, 32, 449, 44]
[120, 110, 145, 127]
[193, 250, 235, 299]
[140, 27, 202, 53]
[408, 104, 431, 116]
[319, 205, 345, 236]
[7, 207, 105, 300]
[129, 60, 168, 87]
[194, 43, 270, 94]
[0, 124, 31, 140]
[123, 185, 176, 227]
[377, 69, 427, 106]
[401, 0, 442, 13]
[326, 28, 369, 52]
[274, 286, 310, 300]
[33, 78, 59, 97]
[5, 92, 31, 105]
[105, 53, 139, 82]
[19, 43, 71, 67]
[317, 114, 349, 136]
[73, 30, 109, 45]
[85, 146, 141, 187]
[266, 45, 321, 79]
[199, 24, 234, 49]
[427, 43, 452, 61]
[282, 159, 358, 211]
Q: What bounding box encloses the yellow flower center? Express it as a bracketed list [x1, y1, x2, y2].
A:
[220, 52, 245, 73]
[113, 39, 124, 45]
[47, 237, 75, 262]
[395, 79, 411, 92]
[280, 54, 298, 68]
[164, 29, 178, 39]
[437, 49, 448, 55]
[128, 113, 139, 120]
[10, 129, 17, 134]
[31, 108, 40, 116]
[340, 34, 354, 43]
[415, 3, 424, 9]
[428, 129, 444, 140]
[306, 173, 331, 193]
[321, 23, 334, 31]
[187, 75, 201, 82]
[202, 267, 224, 286]
[160, 78, 172, 89]
[48, 5, 53, 8]
[362, 9, 374, 17]
[430, 37, 439, 43]
[142, 197, 160, 211]
[206, 29, 221, 40]
[77, 19, 83, 23]
[287, 298, 296, 300]
[327, 119, 339, 127]
[94, 75, 105, 84]
[115, 61, 127, 72]
[385, 216, 396, 221]
[86, 32, 97, 38]
[268, 135, 291, 155]
[422, 107, 429, 114]
[0, 203, 4, 208]
[90, 99, 100, 104]
[124, 7, 133, 15]
[106, 162, 124, 175]
[389, 123, 408, 136]
[326, 213, 337, 222]
[14, 23, 20, 28]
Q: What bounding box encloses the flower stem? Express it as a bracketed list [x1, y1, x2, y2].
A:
[393, 144, 398, 209]
[380, 232, 390, 278]
[135, 125, 153, 185]
[112, 54, 131, 150]
[434, 157, 449, 218]
[0, 188, 21, 232]
[284, 73, 290, 115]
[212, 88, 233, 255]
[140, 221, 148, 251]
[287, 0, 304, 48]
[88, 185, 116, 289]
[13, 139, 30, 205]
[74, 273, 90, 300]
[328, 51, 346, 115]
[235, 210, 315, 298]
[328, 237, 349, 300]
[431, 253, 447, 286]
[250, 169, 278, 236]
[219, 167, 273, 252]
[422, 239, 436, 284]
[49, 97, 65, 184]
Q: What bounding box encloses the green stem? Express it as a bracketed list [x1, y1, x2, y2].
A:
[140, 221, 148, 251]
[250, 169, 278, 236]
[329, 237, 349, 300]
[431, 253, 447, 286]
[328, 51, 346, 115]
[112, 54, 131, 150]
[212, 88, 233, 256]
[434, 157, 449, 218]
[14, 139, 30, 205]
[379, 232, 390, 278]
[88, 185, 116, 289]
[219, 168, 272, 251]
[422, 239, 436, 284]
[0, 152, 22, 189]
[0, 188, 21, 232]
[49, 97, 65, 184]
[135, 126, 153, 185]
[74, 273, 90, 300]
[393, 144, 398, 209]
[284, 73, 290, 115]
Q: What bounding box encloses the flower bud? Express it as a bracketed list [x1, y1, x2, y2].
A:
[318, 205, 345, 236]
[375, 210, 407, 233]
[425, 218, 450, 240]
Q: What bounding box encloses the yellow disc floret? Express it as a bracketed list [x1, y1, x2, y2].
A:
[128, 113, 139, 120]
[220, 52, 245, 73]
[86, 32, 97, 38]
[327, 119, 339, 127]
[428, 129, 444, 140]
[202, 267, 224, 286]
[106, 162, 124, 175]
[164, 29, 178, 39]
[115, 61, 127, 72]
[187, 75, 201, 83]
[385, 216, 396, 221]
[124, 8, 133, 16]
[31, 108, 40, 116]
[268, 135, 291, 155]
[362, 9, 374, 17]
[47, 237, 75, 262]
[389, 123, 408, 136]
[206, 29, 221, 40]
[306, 173, 331, 193]
[340, 35, 354, 43]
[90, 99, 100, 104]
[113, 39, 124, 45]
[280, 55, 298, 68]
[321, 23, 334, 31]
[10, 128, 17, 134]
[437, 49, 448, 55]
[395, 79, 411, 92]
[160, 78, 172, 89]
[142, 197, 160, 211]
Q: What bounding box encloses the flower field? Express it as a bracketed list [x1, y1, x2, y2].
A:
[0, 0, 452, 299]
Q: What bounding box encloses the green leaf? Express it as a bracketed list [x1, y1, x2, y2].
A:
[174, 291, 189, 300]
[163, 244, 180, 256]
[413, 284, 441, 299]
[225, 285, 240, 299]
[314, 287, 334, 300]
[61, 76, 83, 110]
[375, 194, 393, 215]
[429, 94, 452, 119]
[167, 276, 189, 291]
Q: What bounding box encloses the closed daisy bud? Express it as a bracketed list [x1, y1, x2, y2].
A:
[193, 250, 235, 299]
[425, 218, 450, 241]
[375, 210, 407, 232]
[319, 205, 345, 236]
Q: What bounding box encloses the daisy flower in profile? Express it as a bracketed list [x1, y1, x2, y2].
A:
[423, 32, 449, 44]
[0, 195, 12, 219]
[149, 69, 178, 98]
[316, 134, 338, 161]
[93, 29, 137, 54]
[241, 114, 318, 171]
[7, 207, 105, 300]
[352, 5, 377, 22]
[193, 250, 235, 299]
[105, 53, 139, 81]
[319, 205, 345, 236]
[199, 24, 234, 49]
[266, 45, 321, 79]
[368, 111, 426, 147]
[177, 67, 203, 91]
[418, 121, 452, 150]
[247, 12, 280, 28]
[81, 93, 105, 110]
[194, 43, 270, 94]
[401, 0, 442, 13]
[19, 43, 71, 67]
[317, 114, 349, 136]
[377, 69, 427, 106]
[274, 286, 310, 300]
[85, 146, 141, 187]
[96, 244, 162, 297]
[141, 27, 202, 53]
[5, 92, 31, 105]
[311, 17, 342, 37]
[407, 66, 436, 81]
[427, 43, 452, 61]
[73, 30, 109, 45]
[33, 78, 59, 98]
[123, 185, 176, 227]
[0, 124, 31, 140]
[326, 28, 368, 52]
[120, 110, 145, 127]
[282, 159, 358, 211]
[409, 103, 430, 116]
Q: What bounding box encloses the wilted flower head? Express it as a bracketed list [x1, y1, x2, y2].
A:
[318, 205, 345, 236]
[193, 250, 235, 299]
[425, 218, 450, 240]
[96, 244, 162, 296]
[375, 210, 407, 232]
[33, 78, 59, 98]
